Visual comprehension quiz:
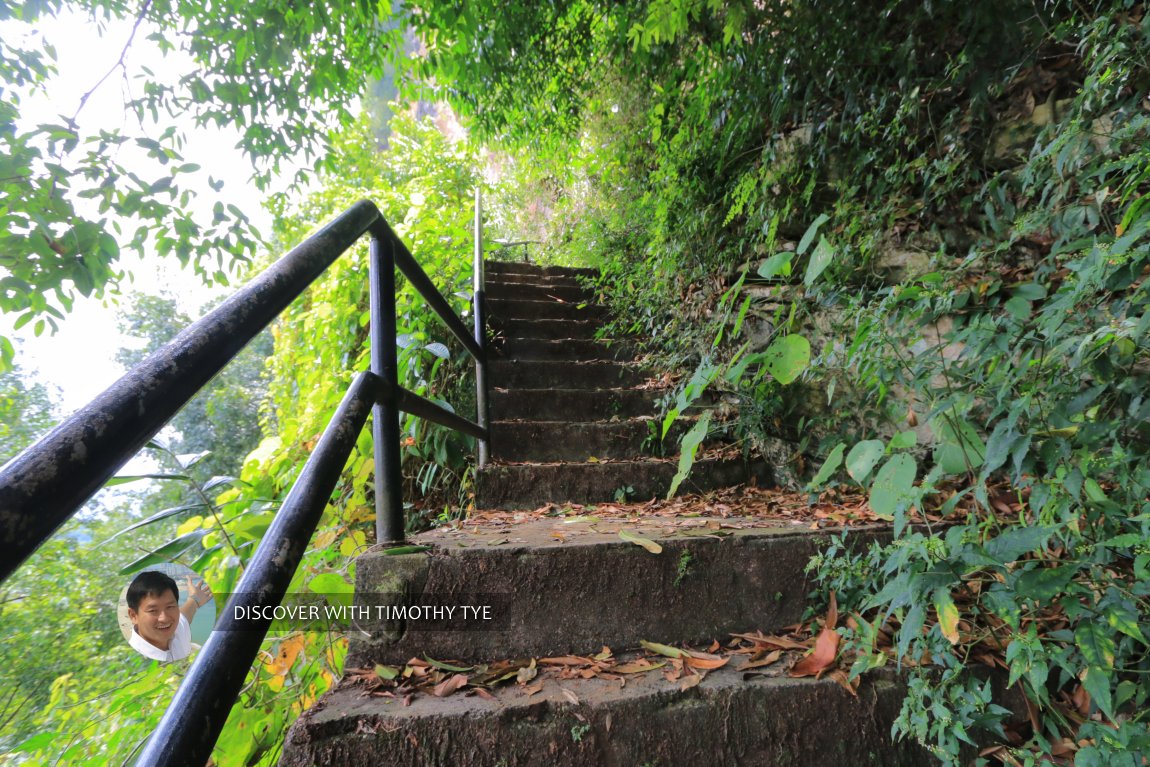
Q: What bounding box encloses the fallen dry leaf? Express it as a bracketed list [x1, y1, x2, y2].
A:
[788, 628, 839, 678]
[432, 673, 469, 698]
[561, 687, 580, 705]
[739, 649, 783, 670]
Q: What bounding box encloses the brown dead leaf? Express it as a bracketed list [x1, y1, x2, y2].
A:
[561, 687, 580, 705]
[685, 655, 729, 671]
[826, 591, 838, 631]
[788, 628, 839, 678]
[739, 649, 783, 670]
[432, 673, 469, 698]
[826, 669, 858, 697]
[730, 632, 809, 651]
[539, 656, 595, 667]
[473, 687, 496, 701]
[611, 660, 666, 674]
[679, 672, 703, 692]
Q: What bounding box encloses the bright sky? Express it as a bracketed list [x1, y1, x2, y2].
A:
[1, 9, 283, 415]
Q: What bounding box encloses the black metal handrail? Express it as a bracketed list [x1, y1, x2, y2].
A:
[0, 198, 490, 765]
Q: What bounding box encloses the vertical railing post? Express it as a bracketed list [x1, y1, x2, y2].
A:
[370, 231, 405, 543]
[473, 186, 490, 468]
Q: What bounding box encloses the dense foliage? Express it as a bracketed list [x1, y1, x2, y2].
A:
[412, 1, 1150, 763]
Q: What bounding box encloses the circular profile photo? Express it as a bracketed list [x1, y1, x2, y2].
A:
[118, 563, 215, 663]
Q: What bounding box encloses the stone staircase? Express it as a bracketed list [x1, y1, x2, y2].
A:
[278, 262, 932, 767]
[477, 261, 768, 508]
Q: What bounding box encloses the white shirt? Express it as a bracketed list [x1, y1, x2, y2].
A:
[129, 613, 192, 662]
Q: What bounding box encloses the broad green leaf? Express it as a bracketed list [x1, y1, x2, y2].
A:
[846, 440, 885, 483]
[868, 454, 917, 521]
[797, 213, 829, 255]
[803, 236, 834, 287]
[985, 525, 1052, 563]
[1082, 665, 1115, 722]
[809, 443, 845, 487]
[618, 529, 662, 554]
[888, 430, 917, 449]
[761, 334, 810, 384]
[375, 664, 400, 680]
[932, 415, 986, 475]
[757, 252, 792, 279]
[666, 410, 712, 499]
[1075, 622, 1116, 670]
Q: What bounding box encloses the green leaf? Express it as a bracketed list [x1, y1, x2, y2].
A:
[640, 639, 686, 658]
[666, 410, 712, 499]
[375, 664, 400, 680]
[809, 443, 845, 488]
[932, 415, 986, 475]
[618, 528, 662, 554]
[868, 454, 917, 522]
[761, 334, 810, 384]
[888, 430, 917, 449]
[1082, 665, 1115, 722]
[1075, 622, 1116, 670]
[424, 656, 474, 672]
[117, 530, 208, 575]
[757, 252, 792, 279]
[803, 236, 834, 287]
[985, 526, 1052, 563]
[308, 572, 354, 595]
[379, 545, 432, 555]
[797, 213, 829, 255]
[105, 473, 191, 487]
[845, 440, 885, 483]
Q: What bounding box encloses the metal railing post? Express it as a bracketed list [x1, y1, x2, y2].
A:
[473, 187, 490, 468]
[370, 233, 404, 543]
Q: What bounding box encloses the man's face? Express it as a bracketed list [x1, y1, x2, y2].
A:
[129, 590, 180, 649]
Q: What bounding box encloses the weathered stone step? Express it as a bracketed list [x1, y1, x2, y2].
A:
[489, 360, 649, 390]
[491, 337, 635, 363]
[487, 261, 599, 280]
[490, 387, 663, 421]
[345, 520, 888, 666]
[490, 418, 690, 462]
[475, 456, 771, 509]
[490, 317, 600, 340]
[486, 272, 587, 289]
[281, 665, 927, 767]
[487, 298, 609, 322]
[484, 281, 595, 303]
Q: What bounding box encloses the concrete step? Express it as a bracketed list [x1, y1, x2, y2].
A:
[475, 456, 771, 509]
[487, 262, 599, 280]
[487, 298, 609, 323]
[490, 387, 663, 421]
[344, 520, 890, 666]
[490, 418, 691, 462]
[486, 273, 587, 290]
[281, 665, 928, 767]
[491, 337, 636, 363]
[490, 317, 601, 341]
[489, 360, 649, 390]
[484, 281, 595, 303]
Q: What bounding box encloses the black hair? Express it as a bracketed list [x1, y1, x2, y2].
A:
[127, 570, 180, 611]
